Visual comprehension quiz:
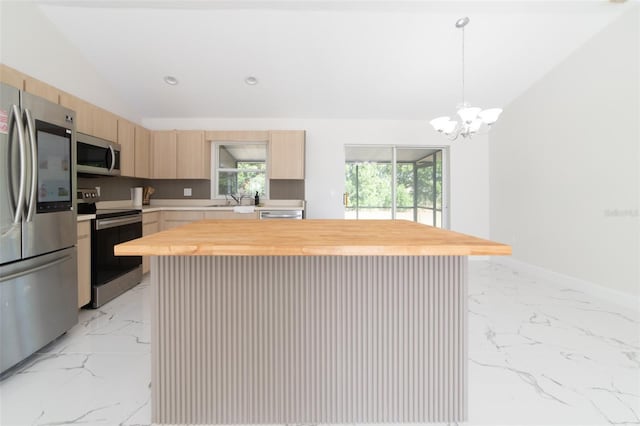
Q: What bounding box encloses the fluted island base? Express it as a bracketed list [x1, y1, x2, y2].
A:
[151, 255, 468, 425]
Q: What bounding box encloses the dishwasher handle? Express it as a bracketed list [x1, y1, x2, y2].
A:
[260, 210, 303, 220]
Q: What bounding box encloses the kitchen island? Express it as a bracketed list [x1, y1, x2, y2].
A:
[115, 219, 510, 425]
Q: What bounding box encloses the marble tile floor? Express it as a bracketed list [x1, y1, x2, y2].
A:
[0, 261, 638, 426]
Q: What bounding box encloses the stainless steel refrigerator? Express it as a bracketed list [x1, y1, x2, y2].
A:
[0, 82, 78, 374]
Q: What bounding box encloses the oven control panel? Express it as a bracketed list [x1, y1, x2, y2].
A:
[77, 188, 101, 204]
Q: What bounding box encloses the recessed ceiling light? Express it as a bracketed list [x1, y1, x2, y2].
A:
[245, 76, 258, 86]
[164, 76, 179, 85]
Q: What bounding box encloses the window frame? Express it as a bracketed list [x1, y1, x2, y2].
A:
[344, 144, 449, 229]
[212, 141, 269, 200]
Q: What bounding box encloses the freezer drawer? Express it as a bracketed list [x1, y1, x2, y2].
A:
[0, 247, 78, 374]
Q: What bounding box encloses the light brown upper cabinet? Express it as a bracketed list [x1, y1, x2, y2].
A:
[177, 130, 210, 179]
[269, 130, 305, 179]
[59, 92, 94, 135]
[118, 118, 136, 177]
[1, 64, 62, 104]
[205, 130, 270, 142]
[151, 130, 177, 179]
[0, 64, 26, 89]
[60, 92, 117, 142]
[134, 125, 151, 178]
[93, 107, 118, 142]
[23, 76, 59, 104]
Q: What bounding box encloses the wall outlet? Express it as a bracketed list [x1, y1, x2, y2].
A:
[183, 188, 192, 197]
[95, 186, 101, 196]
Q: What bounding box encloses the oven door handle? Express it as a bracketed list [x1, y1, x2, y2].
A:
[95, 215, 142, 230]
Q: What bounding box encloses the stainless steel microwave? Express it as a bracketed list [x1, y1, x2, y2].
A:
[76, 132, 121, 176]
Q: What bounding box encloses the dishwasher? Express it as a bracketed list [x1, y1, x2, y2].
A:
[259, 210, 304, 220]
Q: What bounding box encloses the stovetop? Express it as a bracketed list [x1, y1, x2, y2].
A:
[77, 201, 141, 218]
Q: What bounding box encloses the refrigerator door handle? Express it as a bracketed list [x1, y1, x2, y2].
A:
[24, 108, 37, 222]
[8, 104, 27, 225]
[0, 254, 72, 283]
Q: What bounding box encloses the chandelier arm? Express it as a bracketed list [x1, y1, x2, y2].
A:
[447, 126, 462, 141]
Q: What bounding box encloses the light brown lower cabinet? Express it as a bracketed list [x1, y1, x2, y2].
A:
[142, 212, 161, 274]
[77, 221, 91, 308]
[142, 210, 261, 273]
[161, 211, 204, 231]
[204, 211, 259, 220]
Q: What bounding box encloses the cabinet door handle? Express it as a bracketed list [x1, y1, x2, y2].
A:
[343, 193, 349, 206]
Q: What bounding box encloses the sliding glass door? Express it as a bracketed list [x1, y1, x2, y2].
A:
[345, 146, 447, 228]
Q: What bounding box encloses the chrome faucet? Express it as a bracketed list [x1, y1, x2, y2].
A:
[229, 194, 248, 205]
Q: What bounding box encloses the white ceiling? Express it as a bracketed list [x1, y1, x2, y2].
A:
[36, 0, 635, 120]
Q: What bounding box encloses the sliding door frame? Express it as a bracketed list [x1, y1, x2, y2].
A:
[345, 145, 451, 229]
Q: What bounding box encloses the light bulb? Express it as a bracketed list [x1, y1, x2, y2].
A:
[478, 108, 503, 125]
[430, 117, 451, 132]
[469, 118, 483, 132]
[457, 107, 481, 124]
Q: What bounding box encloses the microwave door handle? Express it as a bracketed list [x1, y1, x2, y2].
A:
[8, 104, 26, 225]
[108, 145, 115, 173]
[24, 108, 37, 222]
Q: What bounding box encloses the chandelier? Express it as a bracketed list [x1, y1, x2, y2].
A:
[430, 17, 502, 140]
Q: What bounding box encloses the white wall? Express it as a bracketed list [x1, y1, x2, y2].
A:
[0, 1, 138, 121]
[143, 117, 490, 238]
[0, 1, 492, 238]
[489, 9, 640, 297]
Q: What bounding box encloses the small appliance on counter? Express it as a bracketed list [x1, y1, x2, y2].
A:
[77, 189, 143, 308]
[131, 187, 143, 207]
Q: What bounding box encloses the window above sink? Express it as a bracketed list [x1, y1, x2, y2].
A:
[212, 142, 268, 200]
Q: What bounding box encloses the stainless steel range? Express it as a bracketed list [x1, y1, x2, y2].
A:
[78, 189, 142, 308]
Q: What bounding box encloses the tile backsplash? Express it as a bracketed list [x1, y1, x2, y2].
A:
[77, 176, 146, 201]
[146, 179, 210, 199]
[77, 176, 303, 201]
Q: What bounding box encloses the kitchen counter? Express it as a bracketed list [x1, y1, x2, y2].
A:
[76, 199, 305, 222]
[115, 219, 510, 256]
[140, 205, 300, 213]
[115, 219, 509, 425]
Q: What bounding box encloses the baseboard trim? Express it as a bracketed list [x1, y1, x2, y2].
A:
[490, 256, 639, 311]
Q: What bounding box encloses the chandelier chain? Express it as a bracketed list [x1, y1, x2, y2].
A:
[461, 25, 465, 105]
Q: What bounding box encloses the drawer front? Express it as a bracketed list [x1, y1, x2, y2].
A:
[143, 212, 161, 225]
[77, 221, 91, 238]
[162, 211, 204, 221]
[143, 222, 160, 236]
[204, 211, 259, 220]
[161, 211, 204, 231]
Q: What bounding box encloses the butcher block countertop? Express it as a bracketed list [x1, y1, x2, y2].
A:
[115, 219, 512, 256]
